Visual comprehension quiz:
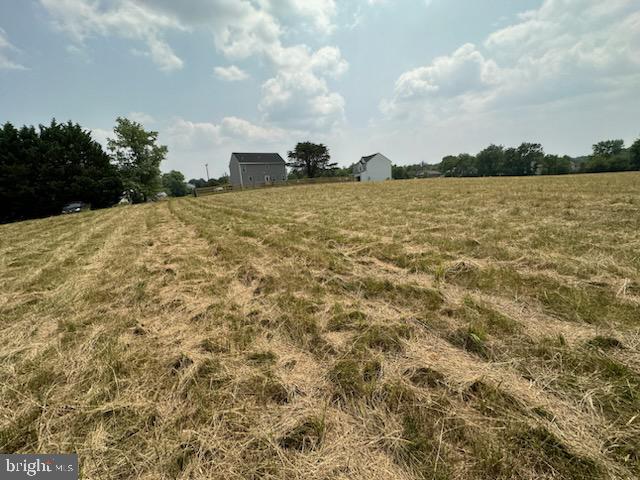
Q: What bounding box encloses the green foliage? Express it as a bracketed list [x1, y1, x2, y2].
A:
[188, 175, 229, 188]
[593, 139, 624, 158]
[516, 142, 545, 175]
[630, 137, 640, 170]
[440, 153, 477, 177]
[162, 170, 190, 197]
[0, 120, 122, 223]
[286, 142, 336, 178]
[584, 138, 633, 173]
[391, 164, 410, 179]
[391, 162, 440, 179]
[108, 117, 167, 203]
[439, 142, 572, 177]
[539, 154, 572, 175]
[476, 144, 505, 177]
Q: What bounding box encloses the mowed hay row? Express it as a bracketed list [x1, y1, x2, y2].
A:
[1, 172, 639, 479]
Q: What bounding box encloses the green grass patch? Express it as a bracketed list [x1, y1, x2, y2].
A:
[279, 417, 325, 452]
[353, 324, 413, 353]
[247, 350, 278, 365]
[326, 305, 367, 332]
[447, 326, 491, 359]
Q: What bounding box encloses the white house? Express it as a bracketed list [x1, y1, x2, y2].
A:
[353, 153, 392, 182]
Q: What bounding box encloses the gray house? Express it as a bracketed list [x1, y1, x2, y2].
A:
[229, 153, 287, 188]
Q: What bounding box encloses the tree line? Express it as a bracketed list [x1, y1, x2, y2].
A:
[0, 117, 172, 223]
[433, 137, 640, 178]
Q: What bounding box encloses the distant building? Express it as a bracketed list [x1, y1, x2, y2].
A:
[423, 170, 443, 178]
[353, 153, 392, 182]
[229, 153, 287, 188]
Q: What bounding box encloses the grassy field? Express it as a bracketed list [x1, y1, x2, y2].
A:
[1, 172, 639, 479]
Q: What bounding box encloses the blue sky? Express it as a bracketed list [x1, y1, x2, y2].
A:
[1, 0, 639, 178]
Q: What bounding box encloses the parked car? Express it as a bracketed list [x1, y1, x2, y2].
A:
[61, 201, 88, 214]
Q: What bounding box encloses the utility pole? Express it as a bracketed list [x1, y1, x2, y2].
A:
[205, 163, 210, 182]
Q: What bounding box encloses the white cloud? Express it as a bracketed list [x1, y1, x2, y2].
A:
[259, 44, 348, 129]
[166, 116, 288, 150]
[146, 37, 184, 71]
[41, 0, 185, 71]
[310, 93, 345, 118]
[128, 112, 156, 125]
[382, 0, 640, 122]
[90, 127, 112, 148]
[214, 65, 249, 82]
[166, 118, 223, 150]
[219, 116, 287, 142]
[259, 0, 337, 35]
[0, 28, 26, 70]
[40, 0, 348, 131]
[310, 46, 349, 78]
[393, 43, 499, 100]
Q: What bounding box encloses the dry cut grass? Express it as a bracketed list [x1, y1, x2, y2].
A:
[1, 172, 639, 479]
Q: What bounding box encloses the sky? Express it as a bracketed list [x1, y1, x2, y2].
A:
[1, 0, 639, 179]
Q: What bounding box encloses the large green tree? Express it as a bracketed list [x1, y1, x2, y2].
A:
[516, 143, 544, 175]
[108, 117, 167, 203]
[476, 144, 504, 176]
[592, 139, 624, 158]
[162, 170, 190, 197]
[502, 147, 520, 176]
[287, 142, 336, 178]
[0, 120, 122, 223]
[585, 139, 630, 173]
[440, 154, 477, 177]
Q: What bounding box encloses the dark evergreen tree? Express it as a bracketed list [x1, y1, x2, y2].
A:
[0, 120, 122, 223]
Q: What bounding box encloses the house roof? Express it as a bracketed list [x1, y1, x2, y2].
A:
[359, 153, 379, 164]
[232, 153, 285, 164]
